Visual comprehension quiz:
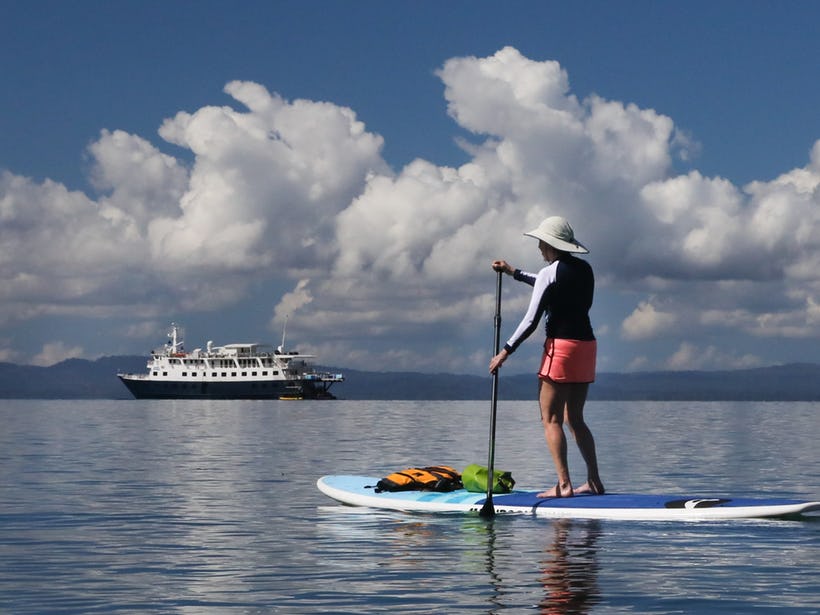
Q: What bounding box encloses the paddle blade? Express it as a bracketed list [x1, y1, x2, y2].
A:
[479, 495, 495, 518]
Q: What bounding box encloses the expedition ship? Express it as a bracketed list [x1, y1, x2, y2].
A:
[118, 324, 343, 400]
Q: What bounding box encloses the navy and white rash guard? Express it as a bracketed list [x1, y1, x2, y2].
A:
[503, 254, 595, 354]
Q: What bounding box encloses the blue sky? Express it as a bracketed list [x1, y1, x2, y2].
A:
[2, 1, 820, 375]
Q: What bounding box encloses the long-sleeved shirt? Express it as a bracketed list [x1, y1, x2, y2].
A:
[503, 254, 595, 354]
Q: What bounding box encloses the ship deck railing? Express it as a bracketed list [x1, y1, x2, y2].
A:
[303, 372, 345, 382]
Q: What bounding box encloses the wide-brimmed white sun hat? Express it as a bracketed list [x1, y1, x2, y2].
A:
[524, 216, 588, 254]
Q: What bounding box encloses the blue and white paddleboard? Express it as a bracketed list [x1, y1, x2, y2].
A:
[317, 475, 820, 521]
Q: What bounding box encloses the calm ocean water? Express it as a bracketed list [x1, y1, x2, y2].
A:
[0, 398, 818, 614]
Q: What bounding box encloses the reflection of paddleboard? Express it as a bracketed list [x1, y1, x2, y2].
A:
[317, 475, 820, 521]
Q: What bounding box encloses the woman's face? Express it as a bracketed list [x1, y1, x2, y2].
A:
[538, 240, 556, 263]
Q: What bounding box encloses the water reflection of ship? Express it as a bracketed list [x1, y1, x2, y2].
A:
[538, 519, 602, 614]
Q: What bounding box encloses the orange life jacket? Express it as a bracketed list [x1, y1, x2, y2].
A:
[373, 465, 462, 493]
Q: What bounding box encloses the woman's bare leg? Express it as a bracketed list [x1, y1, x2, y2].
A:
[563, 383, 604, 494]
[536, 378, 574, 497]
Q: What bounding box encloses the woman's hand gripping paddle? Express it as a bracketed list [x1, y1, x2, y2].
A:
[480, 270, 503, 518]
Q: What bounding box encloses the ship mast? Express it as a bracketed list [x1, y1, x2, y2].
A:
[278, 315, 288, 353]
[168, 323, 184, 354]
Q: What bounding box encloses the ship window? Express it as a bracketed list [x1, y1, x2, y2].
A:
[182, 372, 187, 377]
[153, 371, 158, 376]
[191, 372, 196, 377]
[212, 372, 217, 377]
[242, 372, 247, 377]
[221, 372, 227, 377]
[231, 372, 237, 377]
[273, 371, 279, 375]
[163, 372, 168, 376]
[252, 371, 257, 376]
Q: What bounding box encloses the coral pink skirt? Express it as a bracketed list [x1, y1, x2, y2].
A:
[538, 338, 597, 383]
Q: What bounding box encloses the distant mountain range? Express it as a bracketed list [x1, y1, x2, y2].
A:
[2, 356, 820, 400]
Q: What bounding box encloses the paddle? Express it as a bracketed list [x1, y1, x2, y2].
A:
[480, 270, 503, 518]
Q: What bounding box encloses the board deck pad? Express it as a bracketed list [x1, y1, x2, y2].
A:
[317, 475, 820, 521]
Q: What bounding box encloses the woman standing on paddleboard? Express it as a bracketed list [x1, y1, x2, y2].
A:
[489, 216, 605, 498]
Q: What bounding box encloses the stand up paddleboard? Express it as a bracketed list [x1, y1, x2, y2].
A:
[317, 475, 820, 521]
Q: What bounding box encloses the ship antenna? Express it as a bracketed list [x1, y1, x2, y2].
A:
[278, 315, 288, 353]
[167, 322, 185, 354]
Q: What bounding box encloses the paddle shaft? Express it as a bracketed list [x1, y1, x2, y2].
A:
[480, 270, 503, 518]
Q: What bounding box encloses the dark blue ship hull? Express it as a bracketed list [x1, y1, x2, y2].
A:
[118, 377, 336, 399]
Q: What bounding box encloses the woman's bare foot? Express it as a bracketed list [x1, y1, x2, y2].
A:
[537, 482, 573, 498]
[574, 479, 605, 495]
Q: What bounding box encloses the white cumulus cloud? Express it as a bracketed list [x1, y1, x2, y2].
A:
[664, 342, 763, 371]
[31, 342, 85, 367]
[621, 300, 678, 341]
[2, 47, 820, 372]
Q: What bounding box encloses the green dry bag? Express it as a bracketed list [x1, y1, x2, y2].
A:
[461, 463, 515, 494]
